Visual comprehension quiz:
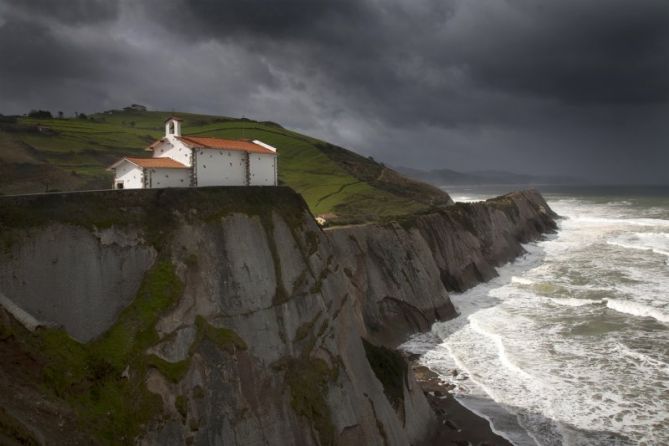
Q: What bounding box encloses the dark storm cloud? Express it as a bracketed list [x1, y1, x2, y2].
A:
[0, 0, 667, 183]
[155, 0, 669, 112]
[453, 0, 669, 105]
[0, 1, 139, 112]
[153, 0, 462, 124]
[0, 19, 103, 79]
[4, 0, 120, 25]
[156, 0, 372, 41]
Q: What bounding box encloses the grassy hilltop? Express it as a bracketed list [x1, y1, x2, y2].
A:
[0, 110, 451, 224]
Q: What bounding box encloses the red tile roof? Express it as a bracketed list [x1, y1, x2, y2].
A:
[177, 136, 276, 154]
[123, 157, 188, 169]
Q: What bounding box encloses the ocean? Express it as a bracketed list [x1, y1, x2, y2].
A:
[403, 185, 669, 446]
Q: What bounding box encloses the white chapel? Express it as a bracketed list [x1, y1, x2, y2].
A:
[109, 117, 278, 189]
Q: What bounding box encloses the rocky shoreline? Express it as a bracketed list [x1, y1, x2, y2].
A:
[413, 364, 512, 446]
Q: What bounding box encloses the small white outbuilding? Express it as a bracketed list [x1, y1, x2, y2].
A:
[108, 117, 278, 189]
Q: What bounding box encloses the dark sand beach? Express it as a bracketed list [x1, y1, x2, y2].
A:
[413, 364, 512, 446]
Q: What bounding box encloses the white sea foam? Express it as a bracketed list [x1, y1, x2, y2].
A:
[607, 232, 669, 262]
[468, 313, 535, 380]
[512, 276, 534, 285]
[547, 297, 603, 307]
[569, 216, 669, 228]
[612, 341, 669, 375]
[604, 298, 669, 323]
[452, 195, 484, 203]
[410, 192, 669, 445]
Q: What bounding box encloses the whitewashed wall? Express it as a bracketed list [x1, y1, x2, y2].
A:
[113, 162, 144, 189]
[153, 137, 192, 167]
[146, 168, 191, 188]
[249, 154, 278, 186]
[195, 150, 247, 186]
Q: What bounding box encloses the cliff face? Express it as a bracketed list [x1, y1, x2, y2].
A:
[329, 190, 556, 346]
[0, 187, 555, 445]
[413, 190, 557, 292]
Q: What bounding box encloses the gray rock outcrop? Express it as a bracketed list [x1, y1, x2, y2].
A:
[0, 224, 155, 341]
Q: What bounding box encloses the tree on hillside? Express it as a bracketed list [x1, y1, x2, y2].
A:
[28, 110, 52, 119]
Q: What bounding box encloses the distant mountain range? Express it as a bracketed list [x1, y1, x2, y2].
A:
[395, 167, 586, 186]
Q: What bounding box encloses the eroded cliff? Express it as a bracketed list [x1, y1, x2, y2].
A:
[0, 187, 555, 445]
[329, 190, 556, 346]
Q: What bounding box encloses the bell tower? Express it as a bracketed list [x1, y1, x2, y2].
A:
[165, 116, 182, 137]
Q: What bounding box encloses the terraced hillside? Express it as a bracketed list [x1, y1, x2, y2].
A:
[0, 110, 451, 224]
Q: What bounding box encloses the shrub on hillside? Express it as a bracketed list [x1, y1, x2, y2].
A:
[28, 110, 52, 119]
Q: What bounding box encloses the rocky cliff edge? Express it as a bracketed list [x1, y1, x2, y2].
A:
[0, 187, 556, 445]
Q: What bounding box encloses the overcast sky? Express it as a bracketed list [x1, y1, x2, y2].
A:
[0, 0, 667, 183]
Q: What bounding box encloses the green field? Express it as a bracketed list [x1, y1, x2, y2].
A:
[0, 110, 451, 224]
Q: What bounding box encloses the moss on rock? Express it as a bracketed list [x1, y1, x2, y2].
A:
[174, 395, 188, 420]
[145, 354, 190, 384]
[294, 311, 322, 343]
[284, 357, 337, 446]
[191, 316, 247, 355]
[9, 260, 183, 445]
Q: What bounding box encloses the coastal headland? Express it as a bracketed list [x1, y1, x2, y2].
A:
[0, 186, 556, 444]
